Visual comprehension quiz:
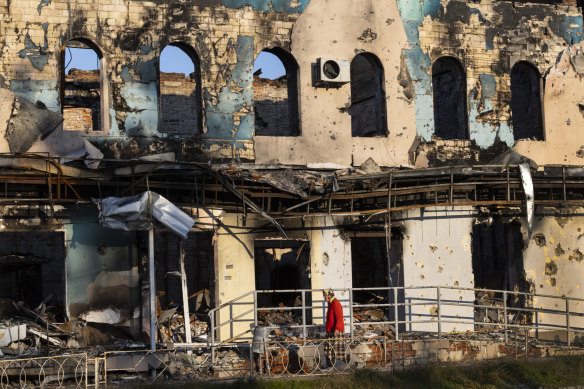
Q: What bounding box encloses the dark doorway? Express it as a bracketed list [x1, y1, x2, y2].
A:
[350, 53, 387, 137]
[254, 240, 310, 311]
[0, 232, 66, 320]
[253, 48, 300, 136]
[432, 57, 468, 139]
[472, 221, 531, 325]
[154, 231, 215, 313]
[350, 229, 405, 331]
[511, 61, 543, 140]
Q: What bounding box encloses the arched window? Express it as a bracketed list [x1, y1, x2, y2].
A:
[511, 62, 543, 140]
[61, 39, 107, 132]
[432, 57, 468, 139]
[159, 43, 202, 135]
[253, 48, 299, 136]
[350, 53, 387, 137]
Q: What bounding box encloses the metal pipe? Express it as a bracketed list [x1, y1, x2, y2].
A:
[148, 229, 156, 351]
[179, 240, 192, 348]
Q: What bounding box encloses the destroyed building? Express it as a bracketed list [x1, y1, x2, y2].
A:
[1, 0, 584, 365]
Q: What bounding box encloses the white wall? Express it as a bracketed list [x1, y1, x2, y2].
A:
[401, 206, 476, 333]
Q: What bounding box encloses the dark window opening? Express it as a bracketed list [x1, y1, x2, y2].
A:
[432, 57, 468, 139]
[159, 43, 202, 135]
[472, 221, 532, 327]
[61, 40, 103, 132]
[350, 229, 405, 332]
[350, 53, 387, 137]
[155, 232, 215, 313]
[254, 240, 311, 324]
[511, 61, 543, 140]
[253, 48, 300, 136]
[0, 232, 66, 321]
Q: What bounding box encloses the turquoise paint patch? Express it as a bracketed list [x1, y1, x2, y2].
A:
[414, 94, 434, 141]
[204, 35, 254, 142]
[468, 87, 514, 148]
[402, 20, 422, 45]
[37, 0, 51, 15]
[397, 0, 422, 21]
[18, 23, 50, 71]
[120, 81, 159, 136]
[120, 66, 133, 82]
[221, 0, 308, 13]
[135, 59, 157, 82]
[108, 108, 121, 136]
[423, 0, 443, 19]
[479, 74, 496, 99]
[556, 15, 583, 45]
[65, 208, 138, 306]
[9, 80, 60, 111]
[140, 45, 153, 55]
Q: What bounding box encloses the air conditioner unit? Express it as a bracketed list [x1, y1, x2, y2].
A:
[315, 58, 350, 86]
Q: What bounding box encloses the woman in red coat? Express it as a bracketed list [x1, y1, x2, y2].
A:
[323, 289, 346, 364]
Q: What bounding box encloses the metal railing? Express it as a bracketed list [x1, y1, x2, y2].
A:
[209, 286, 584, 347]
[0, 353, 87, 389]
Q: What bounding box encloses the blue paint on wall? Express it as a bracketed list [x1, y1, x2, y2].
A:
[555, 15, 584, 45]
[65, 208, 138, 306]
[18, 23, 50, 71]
[220, 0, 309, 13]
[37, 0, 51, 15]
[9, 80, 60, 111]
[479, 74, 496, 99]
[204, 35, 254, 143]
[120, 81, 159, 137]
[135, 58, 157, 83]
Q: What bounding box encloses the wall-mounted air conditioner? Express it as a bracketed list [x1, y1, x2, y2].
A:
[315, 58, 350, 86]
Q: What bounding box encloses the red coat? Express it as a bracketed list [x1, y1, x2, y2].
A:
[325, 298, 345, 333]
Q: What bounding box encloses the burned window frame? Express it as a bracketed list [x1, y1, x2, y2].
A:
[158, 42, 203, 136]
[510, 61, 544, 141]
[349, 52, 388, 138]
[431, 56, 469, 140]
[60, 38, 110, 134]
[253, 47, 301, 137]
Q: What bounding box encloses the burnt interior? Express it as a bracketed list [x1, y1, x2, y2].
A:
[350, 229, 405, 329]
[61, 40, 102, 132]
[0, 232, 66, 320]
[155, 231, 215, 313]
[511, 61, 543, 140]
[253, 48, 299, 136]
[350, 53, 387, 137]
[159, 43, 202, 135]
[254, 240, 310, 313]
[472, 220, 531, 324]
[432, 56, 468, 140]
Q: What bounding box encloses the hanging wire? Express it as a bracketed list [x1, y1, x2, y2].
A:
[64, 46, 73, 73]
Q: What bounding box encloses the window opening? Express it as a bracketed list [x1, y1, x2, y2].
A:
[350, 53, 387, 137]
[511, 61, 543, 140]
[254, 240, 311, 325]
[160, 44, 202, 135]
[62, 40, 103, 132]
[350, 229, 405, 332]
[432, 57, 468, 139]
[472, 221, 532, 328]
[253, 49, 300, 136]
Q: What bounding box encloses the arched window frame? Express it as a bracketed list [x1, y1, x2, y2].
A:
[60, 38, 109, 134]
[510, 61, 544, 141]
[253, 47, 300, 137]
[431, 56, 468, 140]
[350, 52, 388, 137]
[158, 42, 203, 135]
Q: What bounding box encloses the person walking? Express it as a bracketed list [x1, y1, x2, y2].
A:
[323, 289, 346, 365]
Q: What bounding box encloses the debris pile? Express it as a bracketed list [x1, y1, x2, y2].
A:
[158, 308, 209, 344]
